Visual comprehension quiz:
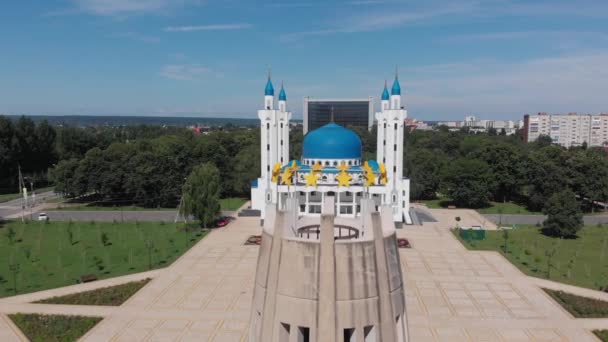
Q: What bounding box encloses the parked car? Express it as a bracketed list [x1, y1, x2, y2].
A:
[215, 218, 229, 228]
[38, 213, 49, 221]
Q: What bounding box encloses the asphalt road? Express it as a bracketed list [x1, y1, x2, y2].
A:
[483, 214, 608, 226]
[36, 210, 238, 222]
[0, 191, 57, 220]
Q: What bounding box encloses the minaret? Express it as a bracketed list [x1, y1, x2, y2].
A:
[278, 81, 287, 112]
[375, 73, 409, 223]
[390, 69, 401, 109]
[381, 80, 390, 111]
[254, 74, 292, 218]
[265, 72, 274, 110]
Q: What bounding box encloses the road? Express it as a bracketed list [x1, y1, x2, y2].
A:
[35, 210, 238, 222]
[0, 191, 58, 220]
[483, 213, 608, 226]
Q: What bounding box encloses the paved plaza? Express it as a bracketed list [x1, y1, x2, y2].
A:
[0, 206, 607, 341]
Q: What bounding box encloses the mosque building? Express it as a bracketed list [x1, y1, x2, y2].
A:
[249, 75, 410, 342]
[251, 74, 412, 225]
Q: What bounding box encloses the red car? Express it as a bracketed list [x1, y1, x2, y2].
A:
[214, 216, 232, 228]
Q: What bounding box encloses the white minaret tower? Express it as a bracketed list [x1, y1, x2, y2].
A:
[253, 74, 292, 217]
[375, 71, 409, 223]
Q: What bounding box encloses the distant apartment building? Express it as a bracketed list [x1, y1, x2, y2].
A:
[437, 115, 519, 135]
[303, 97, 373, 134]
[405, 117, 433, 131]
[523, 112, 608, 148]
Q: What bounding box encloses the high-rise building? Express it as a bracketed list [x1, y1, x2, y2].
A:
[303, 97, 373, 134]
[523, 113, 608, 148]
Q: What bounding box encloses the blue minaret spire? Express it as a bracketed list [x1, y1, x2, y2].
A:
[391, 66, 401, 95]
[279, 81, 286, 101]
[265, 69, 274, 96]
[382, 80, 390, 100]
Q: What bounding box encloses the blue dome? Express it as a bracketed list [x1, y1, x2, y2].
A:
[391, 77, 401, 95]
[302, 123, 362, 159]
[265, 78, 274, 96]
[279, 85, 286, 101]
[381, 82, 390, 100]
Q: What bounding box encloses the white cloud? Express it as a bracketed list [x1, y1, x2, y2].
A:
[159, 64, 220, 81]
[281, 0, 608, 41]
[401, 52, 608, 118]
[164, 24, 252, 32]
[71, 0, 199, 16]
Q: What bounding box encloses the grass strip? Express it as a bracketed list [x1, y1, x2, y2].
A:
[36, 278, 151, 306]
[9, 313, 101, 342]
[543, 288, 608, 318]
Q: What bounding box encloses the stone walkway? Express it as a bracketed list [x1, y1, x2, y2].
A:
[0, 207, 606, 341]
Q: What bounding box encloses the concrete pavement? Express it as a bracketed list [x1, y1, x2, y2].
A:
[0, 206, 606, 341]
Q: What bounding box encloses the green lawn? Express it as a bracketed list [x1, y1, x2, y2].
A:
[454, 225, 608, 290]
[0, 220, 206, 298]
[543, 288, 608, 318]
[476, 201, 540, 215]
[419, 197, 539, 214]
[9, 313, 101, 342]
[595, 330, 608, 342]
[219, 197, 247, 211]
[0, 186, 55, 203]
[36, 279, 151, 306]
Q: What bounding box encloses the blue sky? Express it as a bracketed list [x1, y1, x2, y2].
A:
[1, 0, 608, 120]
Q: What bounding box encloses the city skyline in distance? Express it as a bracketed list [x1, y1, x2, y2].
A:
[1, 0, 608, 120]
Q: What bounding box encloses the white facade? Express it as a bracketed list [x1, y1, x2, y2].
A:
[251, 78, 292, 214]
[439, 116, 519, 135]
[251, 76, 412, 225]
[375, 85, 410, 223]
[525, 113, 608, 148]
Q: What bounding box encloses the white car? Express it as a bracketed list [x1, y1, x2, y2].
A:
[37, 213, 49, 221]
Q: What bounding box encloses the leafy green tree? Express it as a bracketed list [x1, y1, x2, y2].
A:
[542, 189, 584, 238]
[404, 148, 445, 200]
[440, 158, 493, 208]
[232, 144, 260, 196]
[49, 159, 80, 197]
[472, 144, 523, 202]
[565, 149, 608, 212]
[523, 146, 567, 211]
[181, 163, 221, 228]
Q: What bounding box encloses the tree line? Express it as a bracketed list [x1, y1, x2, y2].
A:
[401, 129, 608, 214]
[3, 115, 607, 223]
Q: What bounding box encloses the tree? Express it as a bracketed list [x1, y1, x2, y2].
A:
[181, 163, 221, 228]
[404, 148, 445, 200]
[542, 189, 583, 238]
[565, 149, 608, 212]
[472, 144, 523, 202]
[232, 144, 260, 196]
[440, 158, 493, 208]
